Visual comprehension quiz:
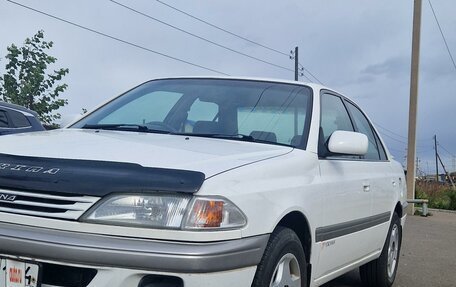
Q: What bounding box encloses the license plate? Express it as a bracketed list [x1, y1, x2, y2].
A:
[0, 259, 40, 287]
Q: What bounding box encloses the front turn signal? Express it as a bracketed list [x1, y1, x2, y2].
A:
[183, 197, 247, 230]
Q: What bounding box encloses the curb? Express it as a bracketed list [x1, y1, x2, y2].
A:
[428, 208, 456, 214]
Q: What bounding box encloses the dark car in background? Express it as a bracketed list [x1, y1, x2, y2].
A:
[0, 101, 45, 135]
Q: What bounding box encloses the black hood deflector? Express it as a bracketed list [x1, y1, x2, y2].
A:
[0, 153, 205, 196]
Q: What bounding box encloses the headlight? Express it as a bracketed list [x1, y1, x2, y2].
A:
[83, 194, 192, 229]
[82, 193, 247, 230]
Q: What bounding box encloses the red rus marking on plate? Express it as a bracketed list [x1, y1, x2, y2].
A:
[9, 267, 22, 283]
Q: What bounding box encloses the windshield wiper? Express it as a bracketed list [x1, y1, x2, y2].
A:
[82, 124, 171, 134]
[172, 132, 257, 142]
[172, 132, 294, 147]
[208, 133, 256, 142]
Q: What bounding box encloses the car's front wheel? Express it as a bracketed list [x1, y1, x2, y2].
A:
[252, 226, 307, 287]
[360, 213, 402, 287]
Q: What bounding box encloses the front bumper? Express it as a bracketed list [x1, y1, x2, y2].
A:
[0, 255, 258, 287]
[0, 222, 269, 286]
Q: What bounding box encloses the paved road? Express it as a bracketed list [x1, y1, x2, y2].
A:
[322, 211, 456, 287]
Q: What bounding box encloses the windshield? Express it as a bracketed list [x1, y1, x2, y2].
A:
[72, 79, 313, 148]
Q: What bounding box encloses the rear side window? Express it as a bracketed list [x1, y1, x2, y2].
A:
[345, 101, 381, 160]
[0, 110, 9, 127]
[373, 130, 388, 160]
[9, 110, 31, 128]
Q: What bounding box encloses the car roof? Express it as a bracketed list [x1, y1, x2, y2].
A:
[0, 101, 39, 117]
[151, 76, 327, 90]
[146, 76, 352, 100]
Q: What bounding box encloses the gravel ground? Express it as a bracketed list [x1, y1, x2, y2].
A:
[322, 211, 456, 287]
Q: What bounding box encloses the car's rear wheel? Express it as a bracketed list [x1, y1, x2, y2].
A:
[360, 213, 402, 287]
[252, 226, 307, 287]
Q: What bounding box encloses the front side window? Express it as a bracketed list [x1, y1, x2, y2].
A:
[320, 94, 354, 143]
[72, 79, 313, 148]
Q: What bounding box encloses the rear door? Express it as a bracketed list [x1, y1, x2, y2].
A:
[344, 100, 394, 248]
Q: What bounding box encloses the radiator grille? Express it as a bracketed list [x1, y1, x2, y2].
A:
[0, 188, 99, 220]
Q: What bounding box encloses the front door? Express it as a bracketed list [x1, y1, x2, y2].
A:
[315, 93, 374, 280]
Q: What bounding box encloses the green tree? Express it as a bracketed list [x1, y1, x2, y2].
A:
[0, 30, 69, 125]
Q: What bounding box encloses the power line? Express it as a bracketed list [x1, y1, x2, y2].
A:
[297, 72, 312, 82]
[153, 0, 324, 83]
[427, 0, 456, 72]
[373, 121, 408, 140]
[437, 141, 456, 157]
[292, 58, 312, 82]
[109, 0, 296, 74]
[298, 63, 324, 85]
[378, 129, 433, 150]
[379, 132, 408, 145]
[6, 0, 229, 76]
[417, 147, 435, 153]
[155, 0, 289, 57]
[374, 121, 433, 149]
[388, 146, 406, 153]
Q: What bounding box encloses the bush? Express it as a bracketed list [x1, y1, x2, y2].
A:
[448, 191, 456, 210]
[415, 181, 456, 211]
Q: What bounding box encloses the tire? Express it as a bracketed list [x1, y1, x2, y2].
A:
[360, 213, 402, 287]
[252, 226, 307, 287]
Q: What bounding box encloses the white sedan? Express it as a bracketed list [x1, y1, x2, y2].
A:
[0, 77, 407, 287]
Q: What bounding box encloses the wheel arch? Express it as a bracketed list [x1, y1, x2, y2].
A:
[394, 201, 403, 219]
[275, 210, 312, 285]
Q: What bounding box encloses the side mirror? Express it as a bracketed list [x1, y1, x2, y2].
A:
[327, 130, 368, 156]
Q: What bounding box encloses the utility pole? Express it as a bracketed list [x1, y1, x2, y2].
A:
[406, 0, 422, 215]
[434, 135, 439, 182]
[294, 46, 299, 81]
[416, 157, 421, 177]
[437, 154, 456, 189]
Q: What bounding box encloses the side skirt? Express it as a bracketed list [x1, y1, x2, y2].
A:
[311, 250, 381, 287]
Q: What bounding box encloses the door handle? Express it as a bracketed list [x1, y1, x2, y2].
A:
[363, 183, 371, 192]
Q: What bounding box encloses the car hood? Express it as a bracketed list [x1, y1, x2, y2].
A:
[0, 129, 293, 178]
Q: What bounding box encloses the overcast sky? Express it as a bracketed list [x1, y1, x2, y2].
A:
[1, 0, 455, 173]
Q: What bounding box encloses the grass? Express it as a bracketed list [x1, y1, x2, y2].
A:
[415, 181, 456, 211]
